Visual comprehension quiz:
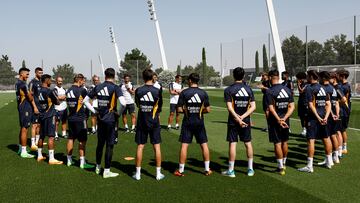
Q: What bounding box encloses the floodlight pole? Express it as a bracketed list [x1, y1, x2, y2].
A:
[98, 54, 105, 77]
[266, 0, 285, 79]
[109, 26, 123, 71]
[147, 0, 168, 70]
[220, 43, 223, 88]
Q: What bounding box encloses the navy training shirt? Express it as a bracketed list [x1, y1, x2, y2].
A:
[88, 81, 123, 123]
[177, 87, 210, 126]
[266, 84, 294, 120]
[224, 82, 255, 125]
[15, 79, 32, 112]
[340, 82, 351, 117]
[38, 87, 58, 119]
[135, 84, 163, 128]
[305, 83, 330, 120]
[66, 85, 88, 122]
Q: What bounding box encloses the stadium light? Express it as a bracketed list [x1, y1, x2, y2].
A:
[147, 0, 169, 70]
[109, 26, 123, 71]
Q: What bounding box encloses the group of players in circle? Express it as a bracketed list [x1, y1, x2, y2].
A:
[15, 65, 351, 179]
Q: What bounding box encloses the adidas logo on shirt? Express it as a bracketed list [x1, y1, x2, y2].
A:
[332, 89, 337, 97]
[317, 87, 326, 96]
[235, 88, 249, 97]
[39, 93, 45, 101]
[188, 93, 202, 103]
[277, 89, 289, 99]
[140, 92, 154, 102]
[67, 90, 76, 98]
[97, 87, 110, 96]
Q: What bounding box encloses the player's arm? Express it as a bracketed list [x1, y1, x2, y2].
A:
[202, 92, 211, 114]
[83, 87, 97, 113]
[324, 99, 331, 124]
[169, 83, 178, 95]
[176, 92, 184, 113]
[333, 100, 340, 120]
[283, 102, 295, 121]
[127, 87, 135, 95]
[226, 102, 247, 127]
[158, 88, 163, 112]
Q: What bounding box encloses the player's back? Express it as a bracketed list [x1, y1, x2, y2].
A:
[38, 87, 57, 119]
[224, 82, 254, 125]
[341, 82, 352, 111]
[88, 81, 122, 122]
[29, 78, 41, 106]
[66, 85, 87, 122]
[178, 87, 209, 125]
[135, 85, 162, 128]
[267, 84, 293, 118]
[306, 83, 328, 120]
[15, 79, 32, 112]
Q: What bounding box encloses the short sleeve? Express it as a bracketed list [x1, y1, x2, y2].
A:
[50, 89, 58, 103]
[21, 83, 29, 96]
[265, 89, 274, 106]
[115, 85, 123, 98]
[134, 88, 140, 107]
[224, 88, 232, 102]
[87, 86, 97, 99]
[177, 91, 184, 107]
[81, 88, 88, 98]
[249, 88, 255, 102]
[305, 86, 313, 104]
[169, 82, 173, 91]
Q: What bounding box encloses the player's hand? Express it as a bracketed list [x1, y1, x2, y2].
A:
[238, 120, 248, 128]
[258, 84, 264, 89]
[332, 115, 338, 120]
[322, 118, 328, 125]
[34, 107, 39, 114]
[237, 114, 244, 121]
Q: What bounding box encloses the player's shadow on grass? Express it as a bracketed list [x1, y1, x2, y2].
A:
[112, 161, 155, 179]
[186, 158, 223, 173]
[7, 144, 19, 154]
[211, 121, 227, 124]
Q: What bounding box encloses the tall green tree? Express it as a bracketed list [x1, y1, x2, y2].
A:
[119, 48, 152, 85]
[202, 47, 207, 85]
[181, 65, 194, 76]
[281, 35, 305, 75]
[176, 65, 181, 75]
[328, 34, 354, 65]
[0, 55, 17, 85]
[307, 40, 323, 66]
[52, 64, 75, 84]
[155, 68, 163, 75]
[21, 60, 26, 69]
[255, 51, 259, 76]
[262, 44, 269, 72]
[194, 62, 219, 85]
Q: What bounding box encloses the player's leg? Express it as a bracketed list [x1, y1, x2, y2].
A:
[78, 124, 93, 169]
[61, 111, 67, 138]
[222, 142, 237, 177]
[152, 144, 164, 180]
[47, 116, 63, 164]
[55, 111, 59, 139]
[200, 143, 211, 175]
[299, 138, 315, 173]
[342, 131, 348, 154]
[66, 138, 74, 166]
[336, 130, 343, 158]
[129, 105, 136, 133]
[244, 141, 254, 176]
[281, 141, 288, 168]
[167, 111, 174, 129]
[133, 144, 145, 180]
[176, 143, 189, 175]
[330, 133, 340, 163]
[30, 122, 38, 151]
[95, 134, 105, 174]
[274, 142, 285, 175]
[322, 137, 333, 168]
[18, 110, 34, 158]
[91, 114, 97, 134]
[175, 111, 180, 130]
[122, 106, 129, 132]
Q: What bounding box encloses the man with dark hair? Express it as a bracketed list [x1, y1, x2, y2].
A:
[258, 72, 271, 132]
[54, 76, 67, 140]
[167, 74, 183, 130]
[15, 67, 36, 158]
[84, 68, 126, 178]
[174, 73, 212, 177]
[318, 71, 340, 165]
[89, 75, 100, 134]
[120, 74, 136, 133]
[222, 67, 256, 177]
[37, 74, 63, 164]
[337, 69, 351, 154]
[298, 70, 332, 173]
[266, 70, 295, 175]
[65, 74, 95, 169]
[295, 72, 308, 136]
[29, 67, 42, 151]
[132, 69, 164, 181]
[281, 71, 294, 95]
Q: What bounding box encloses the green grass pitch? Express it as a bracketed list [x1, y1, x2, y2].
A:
[0, 90, 359, 202]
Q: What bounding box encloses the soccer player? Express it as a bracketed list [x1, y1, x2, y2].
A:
[298, 70, 332, 173]
[329, 72, 347, 158]
[37, 74, 64, 164]
[120, 74, 136, 133]
[295, 72, 308, 136]
[54, 76, 68, 139]
[222, 67, 256, 177]
[133, 69, 164, 181]
[167, 74, 183, 130]
[15, 67, 36, 158]
[337, 69, 351, 154]
[174, 73, 212, 177]
[153, 73, 162, 90]
[85, 68, 126, 178]
[281, 71, 294, 95]
[65, 74, 95, 169]
[266, 70, 295, 175]
[318, 71, 340, 165]
[89, 75, 100, 134]
[258, 72, 271, 132]
[28, 67, 43, 150]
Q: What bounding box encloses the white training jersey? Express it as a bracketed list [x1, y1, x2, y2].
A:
[154, 81, 162, 90]
[120, 82, 135, 104]
[169, 82, 183, 104]
[90, 84, 98, 108]
[54, 86, 67, 111]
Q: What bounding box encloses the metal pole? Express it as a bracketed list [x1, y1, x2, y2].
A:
[268, 33, 271, 67]
[98, 54, 105, 77]
[220, 43, 223, 88]
[136, 60, 139, 86]
[90, 59, 93, 78]
[41, 59, 43, 69]
[241, 38, 244, 68]
[266, 0, 286, 81]
[354, 15, 357, 65]
[306, 25, 308, 68]
[148, 0, 168, 70]
[109, 26, 122, 71]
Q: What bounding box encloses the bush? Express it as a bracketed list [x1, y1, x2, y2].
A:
[158, 70, 176, 89]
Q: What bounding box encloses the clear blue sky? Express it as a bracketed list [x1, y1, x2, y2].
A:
[1, 0, 360, 77]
